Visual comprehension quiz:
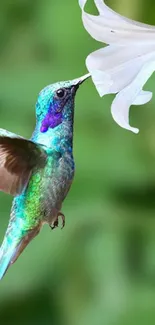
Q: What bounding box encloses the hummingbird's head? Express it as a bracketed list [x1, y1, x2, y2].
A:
[36, 74, 90, 133]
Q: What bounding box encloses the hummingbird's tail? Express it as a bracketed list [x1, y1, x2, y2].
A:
[0, 224, 41, 280]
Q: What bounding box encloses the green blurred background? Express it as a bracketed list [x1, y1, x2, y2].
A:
[1, 0, 155, 324]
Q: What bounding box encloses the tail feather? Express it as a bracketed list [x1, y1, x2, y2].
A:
[0, 240, 19, 279]
[0, 225, 41, 279]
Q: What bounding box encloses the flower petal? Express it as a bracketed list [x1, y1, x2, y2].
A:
[86, 46, 155, 95]
[111, 60, 155, 133]
[79, 0, 155, 45]
[111, 93, 139, 134]
[133, 90, 152, 105]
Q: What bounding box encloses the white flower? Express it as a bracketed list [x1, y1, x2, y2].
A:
[79, 0, 155, 133]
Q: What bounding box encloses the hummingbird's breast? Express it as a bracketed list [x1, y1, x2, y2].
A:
[40, 150, 75, 222]
[11, 150, 74, 229]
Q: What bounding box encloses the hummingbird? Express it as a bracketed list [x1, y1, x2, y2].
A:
[0, 73, 90, 279]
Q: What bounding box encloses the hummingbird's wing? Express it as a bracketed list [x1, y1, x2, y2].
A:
[0, 128, 47, 196]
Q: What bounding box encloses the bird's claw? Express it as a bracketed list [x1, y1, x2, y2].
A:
[50, 212, 65, 230]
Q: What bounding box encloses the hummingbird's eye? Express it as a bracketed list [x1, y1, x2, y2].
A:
[55, 88, 66, 99]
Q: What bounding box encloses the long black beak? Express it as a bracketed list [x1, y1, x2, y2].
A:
[73, 73, 91, 86]
[71, 73, 91, 93]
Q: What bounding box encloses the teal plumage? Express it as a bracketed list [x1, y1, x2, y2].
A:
[0, 74, 90, 279]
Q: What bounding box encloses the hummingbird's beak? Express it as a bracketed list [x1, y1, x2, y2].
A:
[71, 73, 91, 94]
[77, 73, 91, 85]
[72, 73, 91, 87]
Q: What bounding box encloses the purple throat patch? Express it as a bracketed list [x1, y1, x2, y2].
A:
[40, 112, 62, 132]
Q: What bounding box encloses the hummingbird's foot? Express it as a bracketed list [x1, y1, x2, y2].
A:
[50, 212, 65, 230]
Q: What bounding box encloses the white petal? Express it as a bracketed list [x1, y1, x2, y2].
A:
[133, 90, 152, 105]
[111, 60, 155, 133]
[79, 0, 155, 44]
[89, 70, 113, 96]
[111, 92, 139, 134]
[86, 46, 155, 95]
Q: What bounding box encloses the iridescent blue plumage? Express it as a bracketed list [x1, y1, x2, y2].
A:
[0, 73, 90, 279]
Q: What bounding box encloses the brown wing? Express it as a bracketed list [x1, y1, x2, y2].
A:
[0, 133, 47, 196]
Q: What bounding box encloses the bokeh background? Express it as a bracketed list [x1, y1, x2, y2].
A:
[0, 0, 155, 324]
